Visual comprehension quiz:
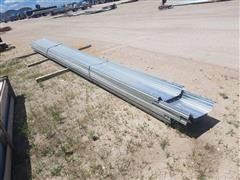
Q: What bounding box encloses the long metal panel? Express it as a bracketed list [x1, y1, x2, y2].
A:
[170, 91, 215, 119]
[91, 62, 183, 102]
[166, 0, 226, 6]
[31, 38, 215, 126]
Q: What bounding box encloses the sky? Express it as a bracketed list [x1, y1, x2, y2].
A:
[0, 0, 82, 13]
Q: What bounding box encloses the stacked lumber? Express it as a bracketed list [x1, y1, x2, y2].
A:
[0, 76, 15, 180]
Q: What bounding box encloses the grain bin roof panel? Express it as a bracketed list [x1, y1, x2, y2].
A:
[31, 38, 62, 55]
[47, 45, 106, 69]
[90, 62, 183, 102]
[31, 39, 215, 126]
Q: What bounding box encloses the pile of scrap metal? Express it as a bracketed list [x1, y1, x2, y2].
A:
[85, 3, 117, 14]
[79, 1, 92, 10]
[50, 2, 92, 16]
[50, 6, 77, 16]
[83, 0, 138, 15]
[26, 6, 57, 17]
[53, 0, 138, 18]
[0, 27, 12, 33]
[56, 3, 117, 18]
[32, 39, 215, 126]
[25, 2, 91, 18]
[119, 0, 138, 4]
[0, 38, 15, 53]
[89, 0, 120, 5]
[0, 76, 15, 180]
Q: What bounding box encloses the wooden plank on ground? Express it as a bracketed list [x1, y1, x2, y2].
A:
[16, 52, 37, 59]
[27, 58, 49, 67]
[78, 44, 92, 51]
[36, 68, 69, 83]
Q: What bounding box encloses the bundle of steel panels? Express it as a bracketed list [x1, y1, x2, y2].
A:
[32, 39, 214, 126]
[165, 0, 228, 6]
[0, 76, 15, 180]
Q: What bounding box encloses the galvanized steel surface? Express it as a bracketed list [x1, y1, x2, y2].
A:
[32, 39, 214, 125]
[166, 0, 226, 6]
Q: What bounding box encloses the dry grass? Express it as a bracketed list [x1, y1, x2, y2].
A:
[188, 142, 219, 180]
[219, 92, 229, 100]
[160, 137, 170, 151]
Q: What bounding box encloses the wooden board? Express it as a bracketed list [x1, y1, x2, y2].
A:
[36, 68, 69, 83]
[27, 58, 49, 67]
[78, 45, 92, 51]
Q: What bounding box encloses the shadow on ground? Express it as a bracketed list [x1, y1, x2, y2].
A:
[12, 95, 32, 180]
[174, 115, 220, 138]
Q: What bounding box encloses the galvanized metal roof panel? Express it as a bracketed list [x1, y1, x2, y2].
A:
[91, 62, 183, 102]
[31, 38, 62, 55]
[166, 0, 222, 6]
[48, 44, 106, 68]
[31, 39, 215, 125]
[32, 39, 183, 102]
[169, 91, 215, 119]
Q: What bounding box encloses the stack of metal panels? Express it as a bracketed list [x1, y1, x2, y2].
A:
[166, 0, 226, 6]
[32, 39, 214, 126]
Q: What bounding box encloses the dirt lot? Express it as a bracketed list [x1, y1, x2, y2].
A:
[0, 0, 239, 179]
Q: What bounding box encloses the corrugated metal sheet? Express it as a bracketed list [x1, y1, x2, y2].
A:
[32, 38, 215, 126]
[166, 0, 226, 6]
